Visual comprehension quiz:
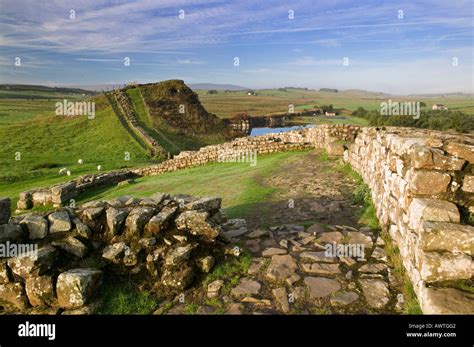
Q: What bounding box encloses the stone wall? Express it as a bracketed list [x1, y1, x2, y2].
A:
[1, 193, 233, 313]
[343, 127, 474, 313]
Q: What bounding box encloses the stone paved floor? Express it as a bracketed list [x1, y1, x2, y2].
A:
[157, 151, 405, 315]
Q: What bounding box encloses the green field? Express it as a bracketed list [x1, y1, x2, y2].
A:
[197, 88, 474, 118]
[76, 151, 307, 219]
[0, 94, 153, 206]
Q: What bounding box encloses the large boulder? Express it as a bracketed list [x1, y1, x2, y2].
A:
[175, 210, 220, 240]
[105, 207, 129, 235]
[48, 210, 72, 233]
[21, 214, 48, 240]
[56, 268, 103, 308]
[7, 246, 57, 279]
[0, 197, 11, 224]
[0, 282, 29, 311]
[25, 275, 55, 307]
[0, 224, 24, 243]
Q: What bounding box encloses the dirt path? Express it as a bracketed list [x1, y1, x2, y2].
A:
[243, 150, 361, 228]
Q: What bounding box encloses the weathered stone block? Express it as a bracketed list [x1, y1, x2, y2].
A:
[20, 214, 48, 240]
[56, 268, 102, 308]
[408, 198, 460, 231]
[445, 142, 474, 163]
[105, 207, 128, 235]
[7, 246, 57, 279]
[462, 175, 474, 193]
[420, 286, 474, 314]
[0, 223, 24, 243]
[175, 210, 220, 240]
[48, 210, 72, 233]
[419, 251, 473, 282]
[420, 221, 474, 254]
[409, 171, 451, 195]
[25, 275, 54, 306]
[0, 282, 28, 311]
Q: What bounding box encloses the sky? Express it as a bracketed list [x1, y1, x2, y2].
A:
[0, 0, 473, 94]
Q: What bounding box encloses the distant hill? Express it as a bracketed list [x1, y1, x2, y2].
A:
[0, 84, 96, 95]
[189, 83, 248, 91]
[319, 88, 338, 93]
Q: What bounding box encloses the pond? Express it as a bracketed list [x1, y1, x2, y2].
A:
[250, 124, 315, 137]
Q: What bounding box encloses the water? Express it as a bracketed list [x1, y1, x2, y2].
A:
[250, 124, 315, 137]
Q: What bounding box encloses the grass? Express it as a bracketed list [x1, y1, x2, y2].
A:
[75, 150, 310, 219]
[0, 94, 155, 209]
[204, 250, 253, 295]
[98, 279, 160, 314]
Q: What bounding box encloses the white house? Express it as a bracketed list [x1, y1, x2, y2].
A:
[432, 104, 448, 111]
[325, 111, 336, 116]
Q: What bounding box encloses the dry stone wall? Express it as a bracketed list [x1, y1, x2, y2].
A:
[1, 193, 231, 313]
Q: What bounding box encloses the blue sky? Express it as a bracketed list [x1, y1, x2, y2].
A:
[0, 0, 473, 94]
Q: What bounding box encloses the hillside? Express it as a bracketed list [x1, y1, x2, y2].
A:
[135, 80, 234, 138]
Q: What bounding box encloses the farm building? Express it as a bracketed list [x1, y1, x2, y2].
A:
[432, 104, 448, 111]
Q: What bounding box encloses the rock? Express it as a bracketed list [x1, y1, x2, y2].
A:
[279, 239, 288, 249]
[359, 278, 390, 309]
[25, 276, 54, 306]
[125, 207, 155, 236]
[444, 142, 474, 163]
[8, 246, 57, 279]
[207, 279, 224, 298]
[73, 218, 91, 239]
[245, 239, 261, 253]
[300, 251, 336, 263]
[304, 277, 341, 299]
[359, 263, 387, 274]
[175, 210, 220, 240]
[272, 287, 290, 313]
[56, 268, 103, 309]
[231, 278, 261, 296]
[286, 274, 301, 286]
[52, 236, 88, 258]
[248, 259, 265, 275]
[419, 221, 474, 254]
[165, 244, 196, 266]
[161, 265, 195, 290]
[48, 210, 72, 233]
[327, 142, 345, 156]
[307, 223, 325, 235]
[0, 282, 28, 311]
[150, 192, 170, 204]
[345, 270, 353, 280]
[225, 303, 243, 314]
[409, 171, 451, 195]
[375, 237, 385, 246]
[331, 291, 359, 305]
[0, 224, 24, 243]
[221, 227, 248, 239]
[117, 179, 134, 186]
[102, 242, 127, 264]
[196, 255, 215, 273]
[371, 247, 388, 262]
[247, 229, 268, 239]
[316, 231, 343, 244]
[266, 254, 298, 282]
[147, 206, 177, 234]
[21, 215, 48, 240]
[340, 257, 357, 267]
[262, 247, 287, 257]
[300, 263, 341, 275]
[462, 176, 474, 192]
[291, 287, 306, 302]
[408, 198, 460, 231]
[82, 207, 105, 223]
[62, 299, 101, 315]
[419, 252, 473, 282]
[183, 196, 221, 212]
[420, 286, 474, 314]
[346, 231, 373, 248]
[222, 219, 246, 231]
[0, 197, 11, 224]
[106, 207, 129, 235]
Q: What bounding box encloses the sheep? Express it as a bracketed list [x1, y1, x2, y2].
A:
[66, 170, 71, 176]
[78, 159, 83, 164]
[58, 168, 67, 175]
[97, 165, 102, 171]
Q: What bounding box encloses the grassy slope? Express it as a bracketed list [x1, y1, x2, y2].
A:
[77, 150, 309, 219]
[0, 94, 153, 206]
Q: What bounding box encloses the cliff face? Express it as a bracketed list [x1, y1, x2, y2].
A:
[137, 80, 232, 138]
